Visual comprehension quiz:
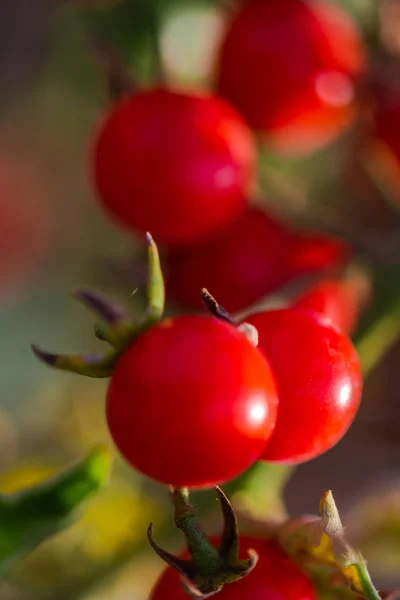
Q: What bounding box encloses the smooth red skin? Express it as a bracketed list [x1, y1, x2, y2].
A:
[149, 536, 316, 600]
[106, 315, 278, 487]
[245, 309, 362, 463]
[92, 88, 256, 247]
[292, 278, 360, 334]
[217, 0, 365, 153]
[166, 208, 348, 313]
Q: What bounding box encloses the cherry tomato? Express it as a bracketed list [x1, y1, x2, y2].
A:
[149, 536, 316, 600]
[166, 208, 348, 312]
[245, 309, 362, 463]
[106, 315, 278, 487]
[292, 277, 364, 334]
[216, 0, 366, 154]
[91, 88, 256, 246]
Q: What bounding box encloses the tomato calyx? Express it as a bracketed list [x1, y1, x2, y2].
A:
[32, 232, 165, 377]
[148, 486, 258, 598]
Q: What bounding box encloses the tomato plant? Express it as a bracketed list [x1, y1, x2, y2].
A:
[292, 277, 364, 334]
[106, 315, 278, 487]
[149, 536, 316, 600]
[91, 88, 255, 247]
[166, 207, 348, 312]
[216, 0, 366, 154]
[245, 309, 362, 463]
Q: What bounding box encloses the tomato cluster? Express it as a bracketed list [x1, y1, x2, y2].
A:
[85, 0, 367, 489]
[32, 1, 375, 597]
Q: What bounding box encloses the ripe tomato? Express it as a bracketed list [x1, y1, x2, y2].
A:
[106, 316, 278, 487]
[149, 536, 316, 600]
[292, 277, 363, 334]
[216, 0, 366, 154]
[91, 88, 255, 246]
[245, 309, 362, 463]
[166, 208, 348, 312]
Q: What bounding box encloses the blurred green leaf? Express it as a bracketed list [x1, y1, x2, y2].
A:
[0, 447, 111, 575]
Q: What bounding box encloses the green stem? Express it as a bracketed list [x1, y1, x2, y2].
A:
[172, 487, 221, 574]
[230, 461, 294, 523]
[354, 264, 400, 379]
[355, 560, 382, 600]
[147, 0, 165, 83]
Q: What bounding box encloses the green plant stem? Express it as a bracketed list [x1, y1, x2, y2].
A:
[355, 561, 382, 600]
[354, 263, 400, 379]
[146, 0, 164, 83]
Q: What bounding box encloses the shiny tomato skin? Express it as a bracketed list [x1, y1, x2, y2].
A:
[245, 309, 362, 463]
[106, 315, 278, 487]
[92, 88, 255, 246]
[149, 536, 316, 600]
[166, 208, 348, 312]
[292, 278, 361, 334]
[216, 0, 365, 154]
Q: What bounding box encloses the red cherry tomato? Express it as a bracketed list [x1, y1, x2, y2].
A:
[292, 277, 364, 334]
[245, 309, 362, 463]
[166, 208, 348, 312]
[216, 0, 366, 154]
[91, 88, 256, 246]
[106, 315, 278, 487]
[149, 536, 316, 600]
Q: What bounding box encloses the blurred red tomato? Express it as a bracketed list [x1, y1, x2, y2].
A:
[166, 207, 349, 313]
[216, 0, 366, 154]
[0, 153, 50, 302]
[292, 275, 369, 334]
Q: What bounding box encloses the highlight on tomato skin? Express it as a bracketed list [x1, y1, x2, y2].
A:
[91, 87, 256, 247]
[216, 0, 366, 155]
[244, 309, 363, 464]
[165, 207, 349, 313]
[291, 277, 366, 335]
[149, 536, 317, 600]
[106, 315, 279, 488]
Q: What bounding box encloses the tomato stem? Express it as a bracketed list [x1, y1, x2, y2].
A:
[354, 560, 382, 600]
[172, 487, 221, 574]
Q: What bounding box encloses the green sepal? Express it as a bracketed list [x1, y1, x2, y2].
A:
[145, 232, 165, 323]
[148, 486, 258, 598]
[31, 344, 117, 378]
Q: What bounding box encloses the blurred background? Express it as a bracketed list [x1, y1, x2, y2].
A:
[0, 0, 399, 598]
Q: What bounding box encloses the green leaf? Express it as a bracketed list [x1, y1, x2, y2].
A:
[0, 447, 112, 574]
